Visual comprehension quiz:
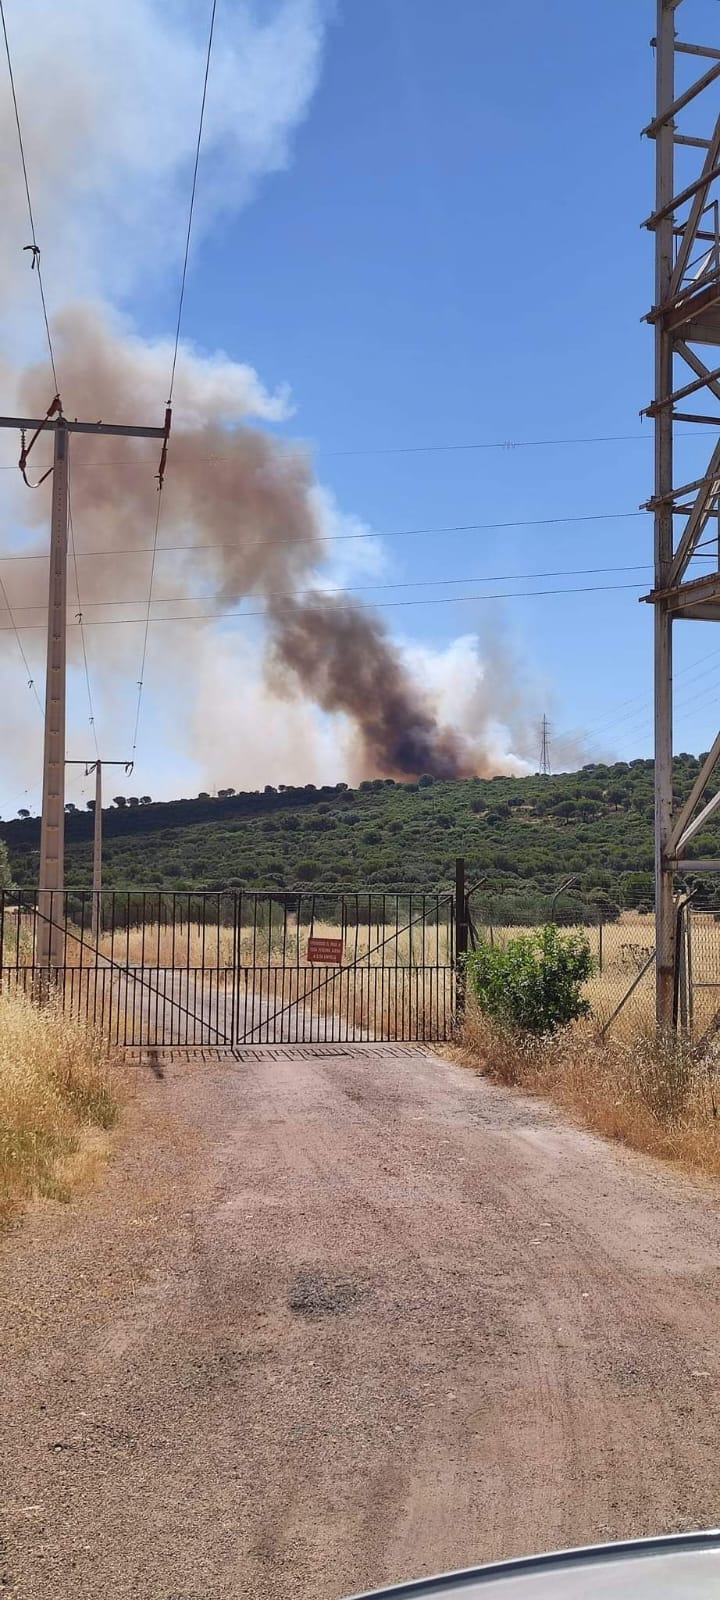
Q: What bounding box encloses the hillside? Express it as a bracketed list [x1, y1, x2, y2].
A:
[3, 755, 720, 920]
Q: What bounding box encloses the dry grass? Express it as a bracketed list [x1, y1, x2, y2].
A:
[88, 916, 659, 1022]
[0, 989, 122, 1224]
[91, 917, 450, 971]
[232, 961, 451, 1042]
[455, 1005, 720, 1180]
[321, 964, 451, 1041]
[0, 909, 664, 996]
[32, 914, 660, 1045]
[1, 912, 452, 972]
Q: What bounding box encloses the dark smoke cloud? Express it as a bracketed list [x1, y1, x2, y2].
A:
[9, 305, 513, 781]
[268, 593, 476, 779]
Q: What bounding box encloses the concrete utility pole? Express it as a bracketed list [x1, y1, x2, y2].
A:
[643, 2, 720, 1028]
[0, 403, 169, 970]
[93, 760, 102, 936]
[66, 759, 133, 939]
[40, 418, 69, 967]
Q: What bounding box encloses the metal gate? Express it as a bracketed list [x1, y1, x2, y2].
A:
[0, 885, 459, 1048]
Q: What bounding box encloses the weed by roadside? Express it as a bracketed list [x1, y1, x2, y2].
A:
[454, 1006, 720, 1180]
[0, 990, 123, 1224]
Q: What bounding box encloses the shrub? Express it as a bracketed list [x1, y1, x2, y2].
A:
[465, 924, 593, 1035]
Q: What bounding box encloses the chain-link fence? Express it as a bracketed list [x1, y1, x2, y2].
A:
[468, 903, 657, 1035]
[681, 905, 720, 1043]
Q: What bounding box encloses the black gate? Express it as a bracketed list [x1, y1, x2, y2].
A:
[0, 885, 459, 1048]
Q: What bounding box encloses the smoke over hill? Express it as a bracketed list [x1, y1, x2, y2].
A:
[0, 1, 539, 798]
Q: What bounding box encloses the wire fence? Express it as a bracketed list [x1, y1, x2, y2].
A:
[469, 907, 657, 1035]
[681, 905, 720, 1044]
[7, 878, 720, 1046]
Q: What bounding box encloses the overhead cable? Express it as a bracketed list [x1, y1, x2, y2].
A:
[0, 571, 43, 715]
[132, 0, 217, 756]
[0, 0, 60, 396]
[0, 508, 650, 566]
[0, 561, 662, 616]
[0, 579, 647, 635]
[0, 430, 685, 469]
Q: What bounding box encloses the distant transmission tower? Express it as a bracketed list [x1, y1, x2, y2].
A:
[539, 715, 551, 777]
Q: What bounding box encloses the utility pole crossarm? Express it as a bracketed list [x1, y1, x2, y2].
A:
[0, 416, 168, 438]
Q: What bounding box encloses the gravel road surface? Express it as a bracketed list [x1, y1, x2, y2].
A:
[2, 1044, 720, 1599]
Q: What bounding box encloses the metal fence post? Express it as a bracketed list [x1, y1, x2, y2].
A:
[455, 857, 468, 1024]
[686, 905, 694, 1041]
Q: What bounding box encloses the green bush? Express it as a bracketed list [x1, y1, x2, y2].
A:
[465, 925, 593, 1035]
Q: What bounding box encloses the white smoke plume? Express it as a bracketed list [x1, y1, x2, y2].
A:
[0, 0, 540, 810]
[0, 0, 327, 337]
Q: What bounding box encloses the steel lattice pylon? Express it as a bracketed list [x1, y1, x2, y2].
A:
[645, 1, 720, 1026]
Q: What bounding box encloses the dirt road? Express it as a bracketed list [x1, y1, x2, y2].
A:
[2, 1045, 720, 1599]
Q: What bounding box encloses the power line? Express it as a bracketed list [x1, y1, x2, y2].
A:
[3, 763, 91, 820]
[143, 507, 650, 554]
[167, 0, 217, 407]
[0, 579, 647, 635]
[132, 0, 217, 757]
[132, 494, 162, 756]
[322, 429, 663, 459]
[0, 0, 59, 396]
[0, 571, 43, 716]
[0, 432, 684, 469]
[5, 785, 40, 819]
[604, 668, 720, 747]
[0, 561, 660, 617]
[528, 649, 720, 768]
[67, 465, 99, 759]
[0, 508, 650, 566]
[552, 647, 720, 754]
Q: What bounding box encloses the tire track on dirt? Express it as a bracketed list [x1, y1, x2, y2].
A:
[2, 1048, 720, 1599]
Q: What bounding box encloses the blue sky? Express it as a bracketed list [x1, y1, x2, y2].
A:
[2, 0, 719, 812]
[156, 0, 663, 770]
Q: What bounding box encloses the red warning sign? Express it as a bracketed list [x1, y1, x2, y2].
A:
[307, 936, 344, 965]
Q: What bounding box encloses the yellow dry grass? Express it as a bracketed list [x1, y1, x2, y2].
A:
[1, 907, 661, 983]
[455, 1006, 720, 1181]
[310, 964, 449, 1041]
[0, 988, 122, 1224]
[0, 912, 450, 972]
[86, 917, 451, 971]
